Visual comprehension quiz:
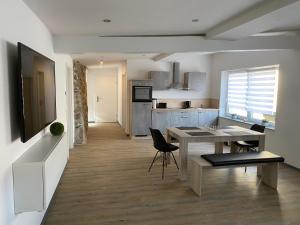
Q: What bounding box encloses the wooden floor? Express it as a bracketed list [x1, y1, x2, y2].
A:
[44, 123, 300, 225]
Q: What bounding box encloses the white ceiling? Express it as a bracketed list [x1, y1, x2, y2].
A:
[23, 0, 264, 36]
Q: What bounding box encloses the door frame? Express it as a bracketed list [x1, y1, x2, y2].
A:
[66, 65, 74, 149]
[87, 65, 121, 123]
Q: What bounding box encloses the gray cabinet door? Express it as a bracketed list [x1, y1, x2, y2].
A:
[184, 72, 206, 90]
[198, 111, 219, 127]
[132, 102, 152, 136]
[151, 111, 171, 134]
[148, 71, 171, 90]
[132, 80, 153, 86]
[171, 111, 197, 127]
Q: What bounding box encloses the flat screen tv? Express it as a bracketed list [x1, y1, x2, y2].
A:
[17, 42, 56, 143]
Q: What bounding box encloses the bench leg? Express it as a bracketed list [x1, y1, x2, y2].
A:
[262, 163, 278, 189]
[190, 160, 203, 196]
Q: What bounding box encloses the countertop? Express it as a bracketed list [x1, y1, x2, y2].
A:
[152, 108, 219, 112]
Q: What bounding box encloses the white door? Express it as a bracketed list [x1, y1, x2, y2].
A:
[90, 68, 118, 122]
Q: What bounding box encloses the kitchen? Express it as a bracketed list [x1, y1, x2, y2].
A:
[129, 57, 219, 137]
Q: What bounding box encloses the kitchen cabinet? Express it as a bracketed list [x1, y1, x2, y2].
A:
[198, 110, 218, 127]
[171, 111, 198, 127]
[132, 80, 152, 86]
[184, 72, 206, 91]
[148, 71, 171, 90]
[152, 109, 219, 134]
[132, 102, 152, 136]
[151, 111, 171, 134]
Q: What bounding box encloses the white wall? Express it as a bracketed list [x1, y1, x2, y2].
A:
[0, 0, 72, 225]
[211, 50, 300, 168]
[126, 54, 212, 99]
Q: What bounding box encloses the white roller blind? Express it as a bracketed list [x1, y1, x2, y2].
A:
[227, 67, 278, 115]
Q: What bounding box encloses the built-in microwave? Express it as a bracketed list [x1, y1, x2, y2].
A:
[132, 86, 152, 102]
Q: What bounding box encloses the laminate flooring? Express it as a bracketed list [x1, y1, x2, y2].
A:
[44, 123, 300, 225]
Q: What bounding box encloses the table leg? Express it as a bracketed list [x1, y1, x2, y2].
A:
[215, 142, 224, 154]
[257, 135, 266, 176]
[166, 130, 172, 164]
[179, 139, 188, 180]
[166, 130, 172, 143]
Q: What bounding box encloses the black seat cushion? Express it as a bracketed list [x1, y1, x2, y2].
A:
[201, 151, 284, 167]
[166, 143, 179, 152]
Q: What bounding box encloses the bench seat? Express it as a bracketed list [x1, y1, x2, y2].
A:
[201, 151, 284, 167]
[190, 151, 284, 196]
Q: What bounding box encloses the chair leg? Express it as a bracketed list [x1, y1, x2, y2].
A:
[165, 153, 168, 168]
[171, 152, 179, 170]
[162, 153, 165, 179]
[148, 151, 159, 172]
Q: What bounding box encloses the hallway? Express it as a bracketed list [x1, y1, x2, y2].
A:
[44, 123, 300, 225]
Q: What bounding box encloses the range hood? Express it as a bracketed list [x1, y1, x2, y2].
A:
[171, 62, 189, 90]
[171, 62, 183, 89]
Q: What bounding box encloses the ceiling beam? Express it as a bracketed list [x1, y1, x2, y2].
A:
[53, 35, 300, 54]
[206, 0, 300, 40]
[152, 53, 173, 61]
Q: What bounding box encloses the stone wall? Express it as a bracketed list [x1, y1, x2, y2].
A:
[73, 61, 88, 144]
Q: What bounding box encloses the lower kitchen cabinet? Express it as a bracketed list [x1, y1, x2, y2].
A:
[171, 111, 198, 127]
[152, 109, 218, 134]
[198, 110, 219, 127]
[151, 111, 171, 134]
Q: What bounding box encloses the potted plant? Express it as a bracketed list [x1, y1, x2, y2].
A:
[50, 122, 64, 136]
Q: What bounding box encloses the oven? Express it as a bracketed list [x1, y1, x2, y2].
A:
[132, 86, 152, 102]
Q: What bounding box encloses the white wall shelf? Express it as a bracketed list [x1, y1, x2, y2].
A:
[12, 133, 69, 214]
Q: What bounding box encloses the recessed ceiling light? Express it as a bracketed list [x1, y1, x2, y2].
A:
[192, 19, 199, 22]
[103, 19, 111, 23]
[100, 61, 104, 65]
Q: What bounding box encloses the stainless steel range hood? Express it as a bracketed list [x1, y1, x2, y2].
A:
[171, 62, 182, 89]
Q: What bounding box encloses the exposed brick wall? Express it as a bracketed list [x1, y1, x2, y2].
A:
[73, 61, 88, 144]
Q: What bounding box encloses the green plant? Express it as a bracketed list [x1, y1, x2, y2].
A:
[50, 122, 64, 136]
[261, 119, 269, 124]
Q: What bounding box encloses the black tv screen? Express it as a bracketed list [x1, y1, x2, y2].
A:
[17, 43, 56, 142]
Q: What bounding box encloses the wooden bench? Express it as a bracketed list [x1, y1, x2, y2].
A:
[190, 151, 284, 196]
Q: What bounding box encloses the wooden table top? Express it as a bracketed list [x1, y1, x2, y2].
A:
[167, 126, 265, 142]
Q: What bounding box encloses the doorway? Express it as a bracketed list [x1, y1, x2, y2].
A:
[87, 67, 118, 123]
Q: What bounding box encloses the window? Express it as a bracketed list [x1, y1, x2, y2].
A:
[224, 66, 279, 127]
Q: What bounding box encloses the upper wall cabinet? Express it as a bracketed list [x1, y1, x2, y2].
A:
[184, 72, 206, 91]
[148, 71, 171, 90]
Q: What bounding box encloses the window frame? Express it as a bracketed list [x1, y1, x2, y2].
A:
[222, 65, 279, 128]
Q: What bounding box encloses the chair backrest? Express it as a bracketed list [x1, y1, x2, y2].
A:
[246, 124, 265, 146]
[149, 128, 169, 151]
[250, 124, 265, 133]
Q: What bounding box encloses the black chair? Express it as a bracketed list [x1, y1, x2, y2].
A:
[149, 128, 179, 179]
[235, 124, 265, 152]
[234, 124, 265, 172]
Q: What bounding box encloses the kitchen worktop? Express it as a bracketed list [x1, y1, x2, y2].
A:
[152, 108, 219, 112]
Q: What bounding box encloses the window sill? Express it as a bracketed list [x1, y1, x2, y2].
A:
[219, 116, 275, 131]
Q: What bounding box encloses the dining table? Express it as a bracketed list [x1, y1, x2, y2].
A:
[166, 126, 266, 180]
